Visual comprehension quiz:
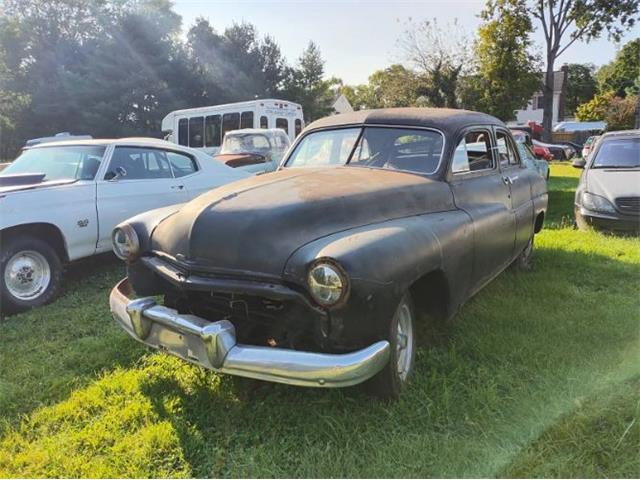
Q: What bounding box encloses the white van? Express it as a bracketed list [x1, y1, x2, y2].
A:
[161, 99, 304, 155]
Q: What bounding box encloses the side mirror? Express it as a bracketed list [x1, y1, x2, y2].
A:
[572, 158, 586, 169]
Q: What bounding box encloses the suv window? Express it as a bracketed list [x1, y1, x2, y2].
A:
[167, 151, 198, 177]
[496, 131, 519, 166]
[452, 130, 494, 174]
[107, 147, 173, 180]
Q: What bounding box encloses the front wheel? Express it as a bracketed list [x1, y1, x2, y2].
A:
[365, 292, 416, 399]
[1, 235, 62, 315]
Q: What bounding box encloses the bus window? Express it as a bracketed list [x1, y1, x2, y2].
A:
[295, 119, 302, 137]
[205, 115, 221, 147]
[178, 118, 188, 146]
[260, 116, 268, 129]
[222, 112, 240, 139]
[189, 117, 204, 148]
[276, 118, 288, 134]
[241, 111, 254, 129]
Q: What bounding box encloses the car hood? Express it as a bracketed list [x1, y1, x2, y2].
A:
[151, 166, 454, 277]
[586, 168, 640, 201]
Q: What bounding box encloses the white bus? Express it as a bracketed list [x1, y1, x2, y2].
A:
[161, 99, 304, 155]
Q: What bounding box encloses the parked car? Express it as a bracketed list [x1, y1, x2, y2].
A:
[511, 129, 553, 161]
[517, 142, 550, 180]
[109, 108, 548, 399]
[553, 121, 606, 133]
[573, 130, 640, 233]
[0, 138, 250, 314]
[533, 139, 574, 160]
[214, 128, 291, 174]
[581, 135, 600, 159]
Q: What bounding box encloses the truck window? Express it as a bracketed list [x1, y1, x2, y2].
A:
[260, 116, 268, 129]
[178, 119, 188, 146]
[241, 111, 254, 129]
[205, 115, 221, 147]
[276, 118, 288, 134]
[222, 112, 240, 140]
[189, 117, 204, 148]
[295, 119, 302, 137]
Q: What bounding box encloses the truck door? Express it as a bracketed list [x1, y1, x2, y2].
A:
[95, 146, 189, 251]
[449, 128, 516, 291]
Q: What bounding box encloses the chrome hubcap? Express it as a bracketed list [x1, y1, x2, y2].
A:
[4, 250, 51, 300]
[396, 301, 414, 381]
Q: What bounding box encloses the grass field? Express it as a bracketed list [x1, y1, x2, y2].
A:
[0, 164, 638, 478]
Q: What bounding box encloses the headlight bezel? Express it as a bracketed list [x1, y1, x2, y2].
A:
[306, 258, 350, 308]
[112, 223, 141, 262]
[581, 192, 616, 214]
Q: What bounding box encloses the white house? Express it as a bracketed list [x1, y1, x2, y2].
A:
[515, 68, 568, 125]
[331, 93, 354, 115]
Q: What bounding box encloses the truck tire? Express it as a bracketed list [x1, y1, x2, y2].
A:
[1, 234, 62, 315]
[365, 292, 416, 399]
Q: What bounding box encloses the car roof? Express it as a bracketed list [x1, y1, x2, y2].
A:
[27, 137, 180, 149]
[305, 107, 505, 135]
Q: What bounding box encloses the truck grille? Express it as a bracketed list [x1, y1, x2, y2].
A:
[615, 197, 640, 215]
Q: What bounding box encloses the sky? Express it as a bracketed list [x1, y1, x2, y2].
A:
[173, 0, 639, 85]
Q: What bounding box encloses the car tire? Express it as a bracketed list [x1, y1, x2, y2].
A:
[512, 236, 534, 271]
[365, 292, 416, 400]
[1, 235, 63, 315]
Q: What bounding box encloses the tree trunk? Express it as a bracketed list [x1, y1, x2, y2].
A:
[542, 57, 555, 143]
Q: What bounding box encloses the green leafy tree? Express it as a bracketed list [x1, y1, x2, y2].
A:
[596, 38, 640, 97]
[576, 90, 637, 129]
[564, 63, 598, 115]
[529, 0, 639, 141]
[469, 0, 541, 120]
[342, 64, 420, 110]
[575, 90, 614, 120]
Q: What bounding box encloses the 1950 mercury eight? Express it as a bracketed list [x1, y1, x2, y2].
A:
[110, 108, 548, 398]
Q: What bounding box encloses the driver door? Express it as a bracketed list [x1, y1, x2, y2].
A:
[95, 146, 189, 251]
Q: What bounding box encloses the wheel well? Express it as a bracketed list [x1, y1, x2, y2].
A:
[409, 269, 450, 324]
[534, 211, 545, 233]
[0, 223, 68, 262]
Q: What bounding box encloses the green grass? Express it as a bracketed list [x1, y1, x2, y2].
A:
[0, 164, 639, 478]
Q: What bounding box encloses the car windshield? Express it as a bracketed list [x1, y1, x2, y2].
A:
[285, 127, 444, 174]
[591, 137, 640, 169]
[1, 145, 106, 181]
[220, 134, 271, 155]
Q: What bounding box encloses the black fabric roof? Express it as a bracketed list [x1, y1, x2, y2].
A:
[306, 108, 504, 136]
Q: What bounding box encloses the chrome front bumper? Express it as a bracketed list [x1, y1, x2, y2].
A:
[109, 278, 391, 387]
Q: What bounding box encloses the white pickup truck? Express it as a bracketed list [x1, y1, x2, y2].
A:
[0, 138, 249, 314]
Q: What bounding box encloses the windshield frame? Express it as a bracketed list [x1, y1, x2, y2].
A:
[589, 136, 640, 170]
[282, 124, 446, 176]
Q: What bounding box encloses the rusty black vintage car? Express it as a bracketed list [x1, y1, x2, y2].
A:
[110, 108, 548, 398]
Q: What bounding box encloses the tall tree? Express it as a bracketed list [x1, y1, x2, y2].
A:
[470, 0, 541, 120]
[342, 64, 421, 110]
[529, 0, 639, 140]
[564, 63, 598, 115]
[596, 38, 640, 97]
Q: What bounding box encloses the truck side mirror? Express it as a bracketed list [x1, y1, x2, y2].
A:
[572, 158, 586, 169]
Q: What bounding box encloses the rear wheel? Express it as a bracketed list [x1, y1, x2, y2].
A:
[1, 235, 62, 315]
[365, 292, 416, 399]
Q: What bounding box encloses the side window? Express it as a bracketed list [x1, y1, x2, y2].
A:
[496, 131, 519, 167]
[166, 151, 198, 177]
[452, 130, 495, 174]
[205, 115, 221, 147]
[276, 118, 288, 134]
[241, 111, 254, 129]
[260, 116, 268, 129]
[222, 112, 240, 140]
[178, 119, 188, 146]
[295, 119, 302, 137]
[108, 147, 172, 180]
[189, 117, 204, 148]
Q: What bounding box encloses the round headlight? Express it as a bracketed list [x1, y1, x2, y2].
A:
[112, 224, 140, 261]
[307, 261, 348, 307]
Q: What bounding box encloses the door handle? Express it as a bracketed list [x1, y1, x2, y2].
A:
[171, 185, 184, 190]
[509, 175, 519, 183]
[502, 176, 511, 185]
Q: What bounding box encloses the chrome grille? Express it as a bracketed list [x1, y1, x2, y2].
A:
[615, 197, 640, 214]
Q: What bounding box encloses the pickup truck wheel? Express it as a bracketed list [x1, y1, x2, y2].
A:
[1, 235, 62, 315]
[365, 292, 416, 399]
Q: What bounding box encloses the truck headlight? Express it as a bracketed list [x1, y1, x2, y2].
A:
[112, 223, 140, 261]
[581, 192, 616, 214]
[307, 260, 348, 307]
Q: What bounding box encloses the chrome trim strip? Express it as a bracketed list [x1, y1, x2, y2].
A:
[110, 278, 390, 387]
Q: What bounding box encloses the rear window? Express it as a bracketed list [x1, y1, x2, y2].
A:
[285, 127, 444, 174]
